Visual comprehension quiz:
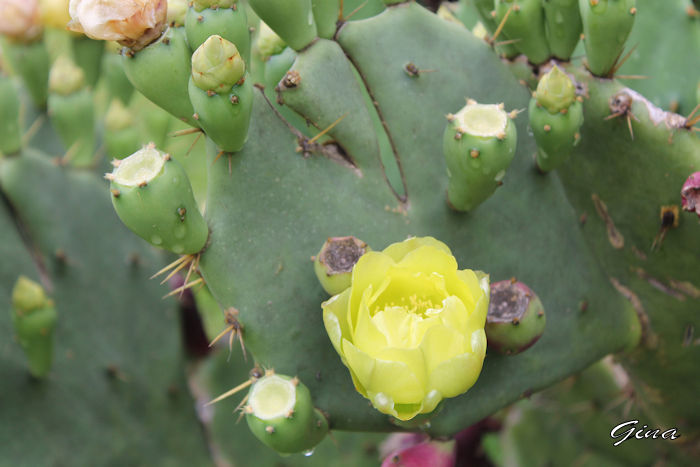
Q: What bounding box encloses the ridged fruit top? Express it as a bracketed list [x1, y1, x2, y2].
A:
[191, 35, 246, 93]
[534, 65, 576, 113]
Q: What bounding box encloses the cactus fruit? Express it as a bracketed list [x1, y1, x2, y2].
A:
[681, 172, 700, 218]
[106, 145, 208, 255]
[122, 27, 199, 127]
[443, 100, 518, 211]
[313, 236, 369, 295]
[528, 65, 584, 172]
[185, 0, 251, 63]
[189, 35, 253, 153]
[542, 0, 582, 61]
[0, 71, 21, 156]
[579, 0, 637, 76]
[380, 434, 456, 467]
[47, 56, 95, 167]
[494, 0, 551, 64]
[245, 372, 329, 454]
[11, 276, 57, 378]
[312, 0, 341, 39]
[248, 0, 318, 51]
[485, 280, 545, 355]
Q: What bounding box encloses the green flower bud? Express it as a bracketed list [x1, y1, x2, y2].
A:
[579, 0, 637, 76]
[191, 35, 246, 94]
[107, 144, 209, 254]
[11, 276, 57, 379]
[48, 55, 85, 96]
[534, 65, 576, 114]
[246, 372, 329, 454]
[485, 280, 545, 355]
[256, 21, 286, 61]
[443, 100, 518, 212]
[313, 236, 370, 295]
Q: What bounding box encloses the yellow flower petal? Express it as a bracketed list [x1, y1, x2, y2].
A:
[321, 289, 352, 356]
[349, 251, 394, 327]
[428, 351, 484, 398]
[421, 325, 467, 375]
[382, 236, 452, 263]
[372, 307, 440, 349]
[396, 245, 458, 276]
[353, 289, 388, 355]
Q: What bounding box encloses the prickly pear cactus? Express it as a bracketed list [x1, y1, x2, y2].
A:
[1, 0, 698, 464]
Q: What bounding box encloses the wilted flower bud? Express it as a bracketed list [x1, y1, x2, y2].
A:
[0, 0, 42, 42]
[191, 35, 245, 93]
[67, 0, 167, 51]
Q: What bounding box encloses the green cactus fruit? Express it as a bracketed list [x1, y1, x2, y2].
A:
[256, 22, 287, 61]
[245, 372, 329, 454]
[185, 0, 251, 64]
[189, 36, 253, 153]
[107, 145, 209, 255]
[579, 0, 637, 76]
[313, 236, 370, 295]
[1, 38, 50, 108]
[47, 56, 96, 168]
[443, 100, 518, 212]
[472, 0, 520, 58]
[104, 99, 141, 160]
[529, 66, 584, 172]
[485, 280, 545, 355]
[11, 276, 58, 379]
[71, 36, 104, 88]
[122, 27, 199, 127]
[167, 0, 189, 27]
[494, 0, 551, 64]
[542, 0, 582, 60]
[102, 44, 134, 104]
[312, 0, 340, 39]
[0, 72, 22, 156]
[248, 0, 318, 51]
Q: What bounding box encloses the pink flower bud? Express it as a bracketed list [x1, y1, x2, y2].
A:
[380, 433, 456, 467]
[67, 0, 166, 51]
[0, 0, 42, 41]
[681, 172, 700, 218]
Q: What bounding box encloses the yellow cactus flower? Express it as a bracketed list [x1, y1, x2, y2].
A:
[67, 0, 166, 51]
[322, 237, 489, 421]
[0, 0, 42, 42]
[39, 0, 71, 30]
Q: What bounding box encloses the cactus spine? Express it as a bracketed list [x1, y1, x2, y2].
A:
[528, 65, 584, 172]
[107, 145, 209, 255]
[443, 100, 518, 211]
[11, 276, 58, 379]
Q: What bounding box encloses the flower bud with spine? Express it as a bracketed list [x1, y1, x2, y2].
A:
[47, 56, 96, 167]
[443, 100, 518, 212]
[122, 26, 199, 127]
[0, 70, 22, 156]
[185, 0, 251, 64]
[11, 276, 58, 379]
[494, 0, 551, 65]
[579, 0, 637, 76]
[245, 372, 329, 454]
[107, 144, 209, 255]
[542, 0, 582, 61]
[485, 280, 545, 355]
[528, 65, 583, 172]
[248, 0, 318, 51]
[188, 35, 253, 153]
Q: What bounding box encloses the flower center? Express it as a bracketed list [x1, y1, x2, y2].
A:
[378, 294, 439, 318]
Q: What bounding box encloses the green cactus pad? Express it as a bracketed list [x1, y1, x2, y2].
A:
[443, 101, 518, 211]
[248, 0, 318, 51]
[122, 27, 199, 127]
[579, 0, 637, 76]
[185, 3, 251, 64]
[108, 145, 209, 254]
[543, 0, 582, 61]
[494, 0, 551, 64]
[246, 373, 329, 454]
[0, 74, 22, 156]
